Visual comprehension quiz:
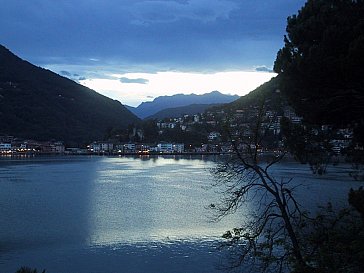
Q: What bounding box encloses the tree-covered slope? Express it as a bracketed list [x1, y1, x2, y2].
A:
[0, 45, 139, 145]
[212, 76, 284, 114]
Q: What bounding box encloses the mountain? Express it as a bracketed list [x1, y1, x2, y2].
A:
[127, 91, 240, 119]
[0, 45, 139, 145]
[206, 77, 285, 118]
[225, 77, 282, 110]
[146, 103, 222, 120]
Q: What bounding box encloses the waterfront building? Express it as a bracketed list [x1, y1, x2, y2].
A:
[0, 143, 11, 153]
[172, 143, 184, 153]
[157, 142, 173, 153]
[89, 142, 114, 153]
[123, 143, 136, 153]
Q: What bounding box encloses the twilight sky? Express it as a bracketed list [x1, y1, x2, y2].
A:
[0, 0, 306, 106]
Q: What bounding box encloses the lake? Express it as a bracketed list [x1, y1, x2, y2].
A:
[0, 156, 361, 273]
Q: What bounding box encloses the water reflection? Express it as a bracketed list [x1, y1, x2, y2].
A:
[0, 156, 360, 273]
[87, 156, 240, 246]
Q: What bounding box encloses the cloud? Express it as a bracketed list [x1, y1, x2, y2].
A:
[255, 66, 274, 73]
[120, 77, 149, 84]
[60, 70, 72, 76]
[57, 69, 87, 82]
[81, 71, 276, 106]
[0, 0, 307, 75]
[129, 0, 239, 24]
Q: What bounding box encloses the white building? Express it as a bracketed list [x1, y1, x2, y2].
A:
[157, 122, 177, 129]
[0, 143, 11, 152]
[89, 142, 113, 153]
[157, 142, 173, 153]
[172, 143, 185, 153]
[123, 143, 136, 153]
[157, 143, 184, 153]
[208, 131, 221, 141]
[53, 142, 65, 153]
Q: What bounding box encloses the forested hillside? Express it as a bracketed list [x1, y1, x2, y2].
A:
[0, 45, 139, 145]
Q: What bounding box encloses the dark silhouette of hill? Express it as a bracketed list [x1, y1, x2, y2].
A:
[145, 103, 222, 120]
[217, 77, 282, 112]
[0, 45, 139, 145]
[127, 91, 240, 119]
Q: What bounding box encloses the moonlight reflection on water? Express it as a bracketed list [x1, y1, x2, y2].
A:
[0, 156, 360, 273]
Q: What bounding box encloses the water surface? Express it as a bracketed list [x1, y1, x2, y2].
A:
[0, 156, 360, 273]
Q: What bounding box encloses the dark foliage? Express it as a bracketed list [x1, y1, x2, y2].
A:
[280, 117, 334, 174]
[274, 0, 364, 132]
[274, 0, 364, 175]
[159, 127, 208, 146]
[0, 45, 139, 146]
[349, 186, 364, 218]
[301, 203, 364, 273]
[15, 267, 45, 273]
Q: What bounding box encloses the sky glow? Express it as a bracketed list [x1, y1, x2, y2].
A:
[80, 71, 276, 106]
[0, 0, 306, 106]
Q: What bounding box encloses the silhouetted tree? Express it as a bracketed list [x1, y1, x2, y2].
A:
[275, 0, 364, 176]
[210, 98, 315, 272]
[15, 267, 45, 273]
[274, 0, 364, 130]
[211, 95, 364, 273]
[280, 117, 334, 175]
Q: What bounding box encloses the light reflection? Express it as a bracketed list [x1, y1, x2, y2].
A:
[87, 157, 243, 246]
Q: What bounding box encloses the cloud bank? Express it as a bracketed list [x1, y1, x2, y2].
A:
[120, 77, 149, 84]
[0, 0, 306, 74]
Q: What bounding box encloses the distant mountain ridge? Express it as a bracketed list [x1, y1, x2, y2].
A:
[0, 45, 139, 145]
[145, 103, 222, 120]
[127, 91, 240, 119]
